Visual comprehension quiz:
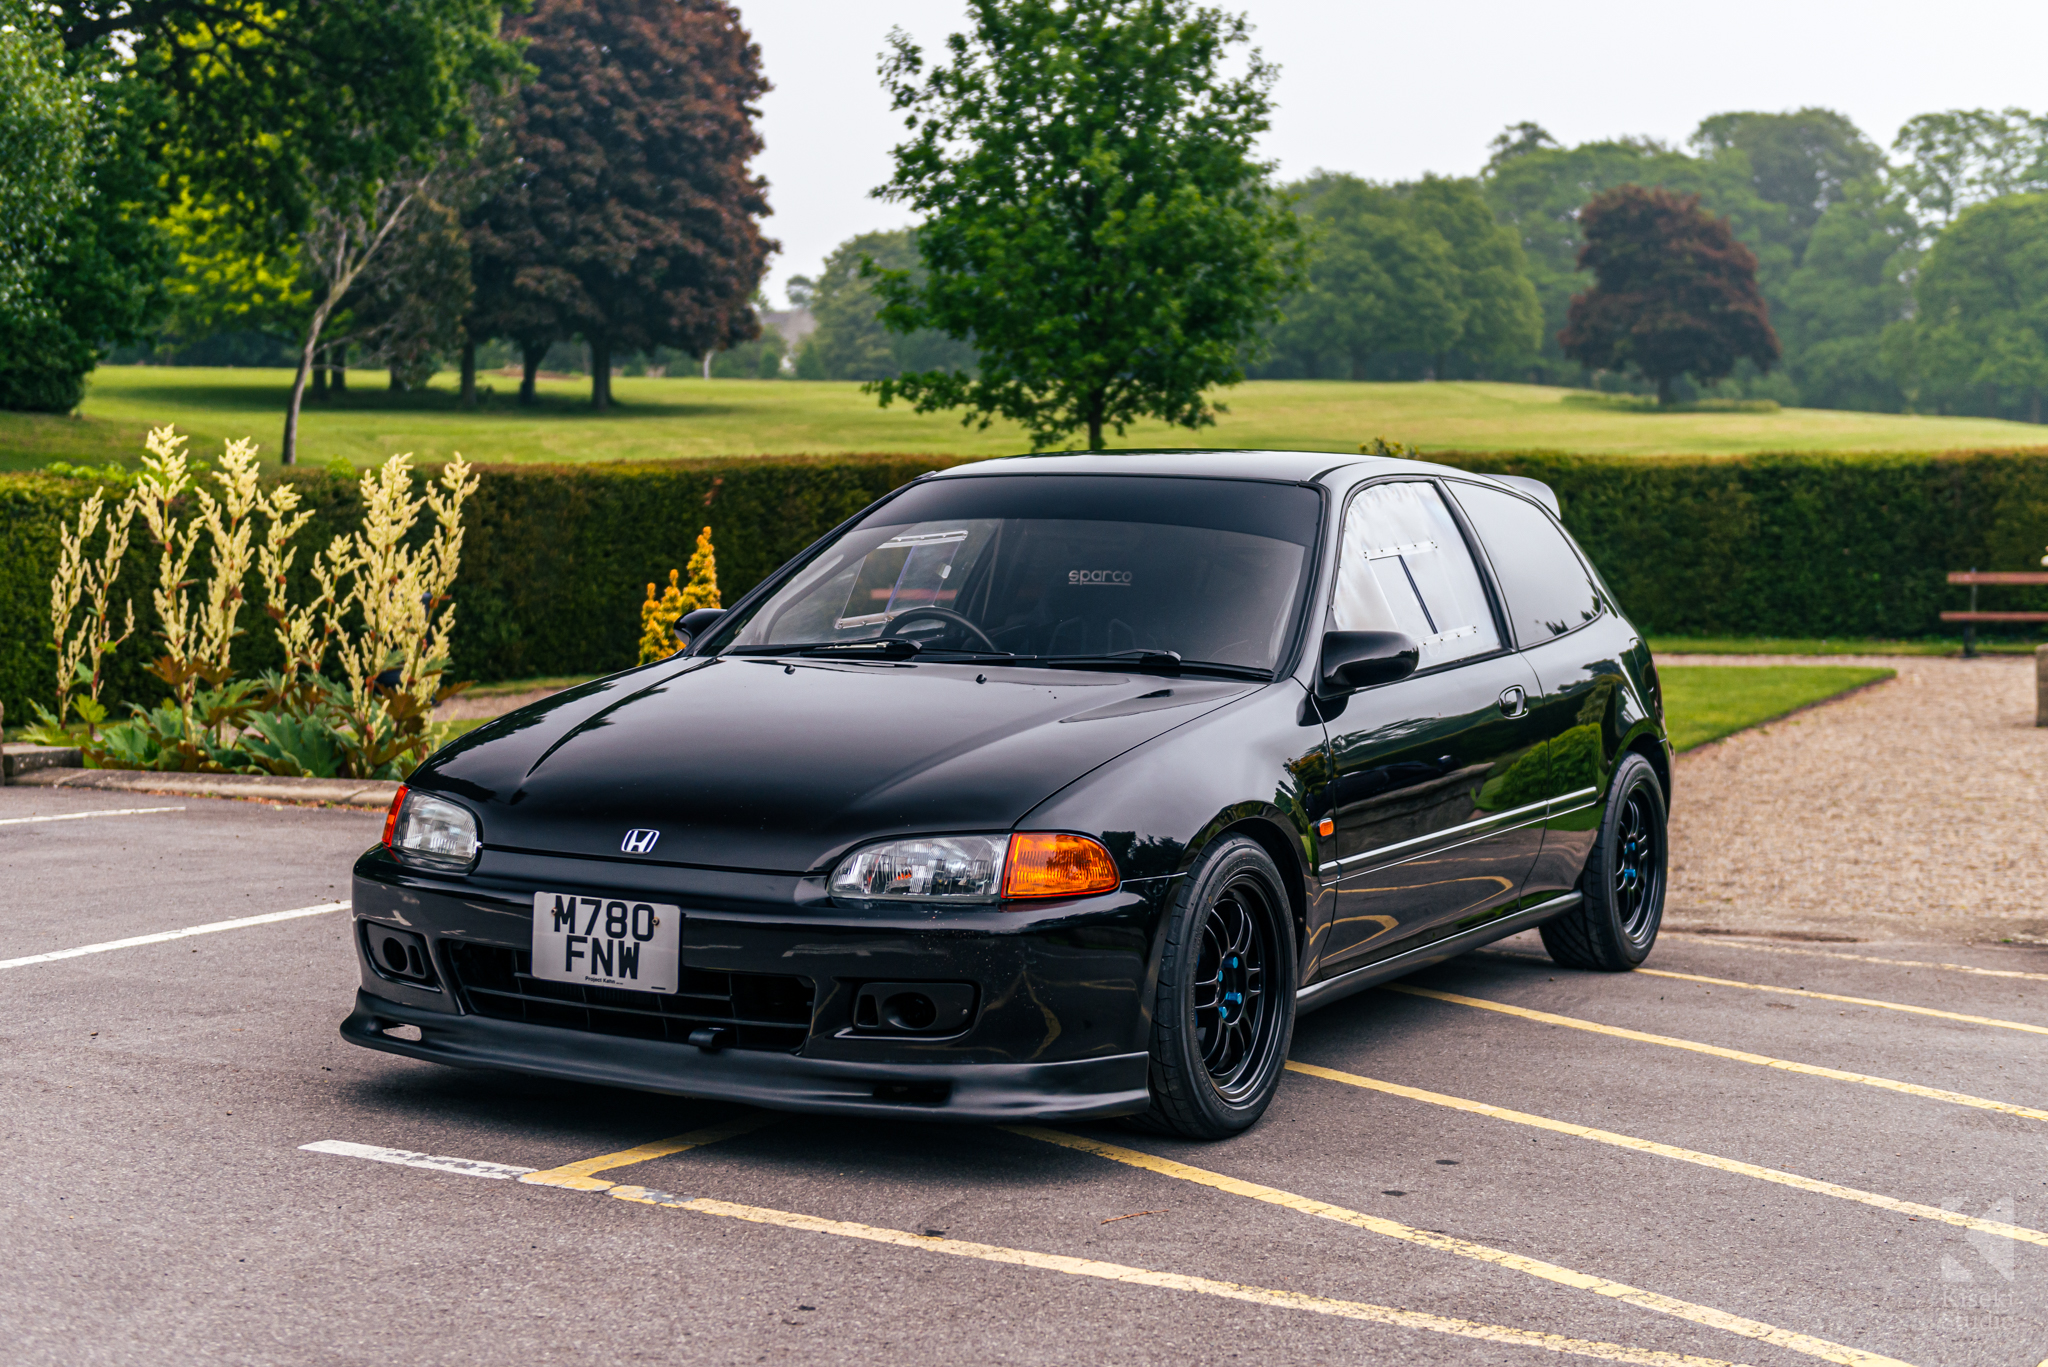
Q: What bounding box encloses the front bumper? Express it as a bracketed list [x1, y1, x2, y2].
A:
[342, 849, 1171, 1122]
[343, 990, 1150, 1121]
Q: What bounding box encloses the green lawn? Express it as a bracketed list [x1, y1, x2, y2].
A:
[3, 366, 2044, 471]
[1659, 664, 1895, 752]
[1650, 635, 2038, 656]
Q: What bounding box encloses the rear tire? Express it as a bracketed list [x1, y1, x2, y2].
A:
[1130, 835, 1297, 1139]
[1541, 752, 1667, 971]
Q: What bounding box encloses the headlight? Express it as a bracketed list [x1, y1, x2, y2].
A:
[830, 832, 1120, 906]
[831, 835, 1007, 903]
[382, 786, 479, 869]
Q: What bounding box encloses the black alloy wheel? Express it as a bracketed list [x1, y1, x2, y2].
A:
[1611, 782, 1659, 942]
[1541, 751, 1668, 971]
[1133, 835, 1297, 1138]
[1193, 881, 1272, 1099]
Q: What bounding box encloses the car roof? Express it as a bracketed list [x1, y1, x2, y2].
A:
[924, 448, 1513, 493]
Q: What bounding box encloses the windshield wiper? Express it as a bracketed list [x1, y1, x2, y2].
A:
[958, 650, 1273, 681]
[726, 642, 1268, 679]
[729, 639, 923, 660]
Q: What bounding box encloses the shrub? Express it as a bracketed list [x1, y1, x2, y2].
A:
[20, 430, 480, 778]
[636, 526, 720, 665]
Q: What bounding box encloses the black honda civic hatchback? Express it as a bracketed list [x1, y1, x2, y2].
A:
[345, 450, 1671, 1138]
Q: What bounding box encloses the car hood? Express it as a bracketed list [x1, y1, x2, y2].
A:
[415, 655, 1260, 874]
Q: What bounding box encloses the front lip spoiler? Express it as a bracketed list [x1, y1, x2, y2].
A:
[341, 991, 1151, 1123]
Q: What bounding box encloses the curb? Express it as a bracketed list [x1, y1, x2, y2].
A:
[10, 766, 400, 808]
[2, 743, 83, 780]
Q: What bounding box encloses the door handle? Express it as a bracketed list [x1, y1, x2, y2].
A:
[1498, 686, 1528, 718]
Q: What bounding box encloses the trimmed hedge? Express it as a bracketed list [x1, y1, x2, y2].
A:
[1429, 449, 2048, 638]
[6, 447, 2048, 725]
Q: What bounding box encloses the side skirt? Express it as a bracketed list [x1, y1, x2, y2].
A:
[1295, 891, 1581, 1017]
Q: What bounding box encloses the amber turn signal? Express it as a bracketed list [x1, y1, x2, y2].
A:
[1002, 832, 1120, 900]
[382, 784, 409, 848]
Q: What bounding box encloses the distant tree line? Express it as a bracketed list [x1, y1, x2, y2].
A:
[16, 0, 2048, 438]
[1250, 106, 2048, 421]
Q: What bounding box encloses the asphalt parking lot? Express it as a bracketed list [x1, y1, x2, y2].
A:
[5, 787, 2045, 1367]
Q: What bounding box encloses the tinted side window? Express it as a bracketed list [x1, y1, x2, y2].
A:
[1331, 481, 1502, 669]
[1451, 483, 1605, 645]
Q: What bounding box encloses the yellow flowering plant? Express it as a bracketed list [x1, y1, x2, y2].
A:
[53, 426, 481, 779]
[636, 526, 720, 664]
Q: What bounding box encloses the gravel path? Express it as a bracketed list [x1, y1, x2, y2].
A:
[1661, 652, 2048, 944]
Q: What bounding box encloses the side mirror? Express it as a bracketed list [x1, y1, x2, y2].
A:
[1319, 630, 1419, 694]
[674, 608, 728, 652]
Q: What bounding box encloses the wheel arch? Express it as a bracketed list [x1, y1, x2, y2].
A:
[1185, 807, 1313, 961]
[1621, 725, 1672, 806]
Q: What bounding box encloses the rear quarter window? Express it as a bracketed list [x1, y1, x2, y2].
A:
[1449, 483, 1607, 646]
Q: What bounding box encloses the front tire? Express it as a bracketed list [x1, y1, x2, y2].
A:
[1541, 751, 1667, 971]
[1132, 835, 1297, 1139]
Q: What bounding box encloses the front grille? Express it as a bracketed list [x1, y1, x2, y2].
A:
[445, 943, 814, 1052]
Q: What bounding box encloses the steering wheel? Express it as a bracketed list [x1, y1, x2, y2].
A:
[880, 607, 1001, 653]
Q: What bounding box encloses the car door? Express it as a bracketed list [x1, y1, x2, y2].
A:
[1448, 480, 1632, 900]
[1313, 478, 1552, 976]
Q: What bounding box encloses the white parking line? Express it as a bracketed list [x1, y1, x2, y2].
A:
[1662, 934, 2048, 985]
[0, 805, 185, 827]
[0, 900, 350, 971]
[305, 1139, 1757, 1365]
[300, 1140, 535, 1179]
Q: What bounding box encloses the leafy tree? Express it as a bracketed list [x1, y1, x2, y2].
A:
[793, 229, 976, 381]
[1483, 128, 1788, 379]
[1558, 185, 1781, 405]
[157, 194, 307, 351]
[0, 2, 87, 311]
[1260, 176, 1458, 379]
[0, 18, 169, 411]
[1884, 194, 2048, 422]
[54, 0, 518, 241]
[1775, 184, 1917, 411]
[42, 0, 516, 441]
[1404, 176, 1542, 375]
[1890, 109, 2048, 227]
[281, 151, 482, 460]
[342, 192, 476, 391]
[711, 335, 784, 378]
[471, 0, 774, 411]
[870, 0, 1306, 451]
[1262, 175, 1536, 381]
[1690, 108, 1883, 247]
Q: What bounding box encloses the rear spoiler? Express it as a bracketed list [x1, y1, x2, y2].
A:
[1484, 474, 1560, 518]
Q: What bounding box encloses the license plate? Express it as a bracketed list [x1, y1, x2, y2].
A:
[530, 891, 681, 994]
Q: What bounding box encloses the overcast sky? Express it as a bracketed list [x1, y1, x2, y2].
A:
[744, 0, 2048, 308]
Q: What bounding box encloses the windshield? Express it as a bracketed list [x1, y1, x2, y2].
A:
[718, 475, 1322, 674]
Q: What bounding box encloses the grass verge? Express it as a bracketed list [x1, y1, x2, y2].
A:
[1660, 664, 1896, 752]
[1651, 636, 2038, 657]
[6, 368, 2046, 470]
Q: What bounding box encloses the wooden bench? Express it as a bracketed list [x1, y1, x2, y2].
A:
[1943, 570, 2048, 655]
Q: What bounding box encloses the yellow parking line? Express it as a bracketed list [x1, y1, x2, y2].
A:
[517, 1114, 776, 1191]
[1388, 984, 2048, 1125]
[1663, 935, 2048, 985]
[1285, 1059, 2048, 1248]
[1632, 967, 2048, 1035]
[1006, 1126, 1911, 1367]
[605, 1188, 1751, 1367]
